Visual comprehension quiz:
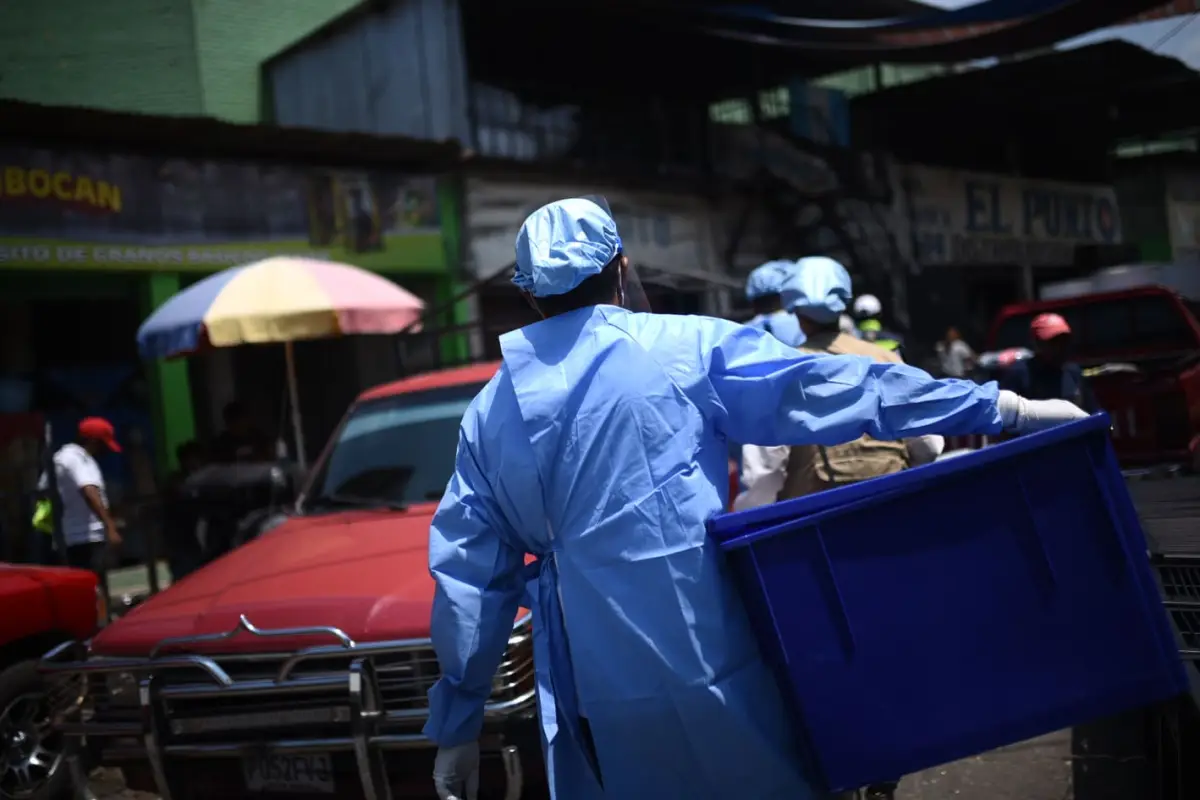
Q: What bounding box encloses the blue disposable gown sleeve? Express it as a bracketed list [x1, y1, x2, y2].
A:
[702, 320, 1005, 446]
[423, 429, 525, 747]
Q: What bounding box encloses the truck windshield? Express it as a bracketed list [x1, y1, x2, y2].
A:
[992, 293, 1197, 359]
[305, 382, 487, 511]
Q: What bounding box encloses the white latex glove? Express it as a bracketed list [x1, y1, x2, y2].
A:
[905, 434, 945, 467]
[997, 390, 1089, 434]
[433, 742, 480, 800]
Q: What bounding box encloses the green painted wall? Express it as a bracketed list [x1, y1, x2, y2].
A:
[140, 273, 196, 472]
[0, 0, 360, 122]
[436, 177, 470, 364]
[0, 0, 203, 116]
[1139, 235, 1174, 262]
[189, 0, 362, 123]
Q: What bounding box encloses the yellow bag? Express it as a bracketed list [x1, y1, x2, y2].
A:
[32, 498, 53, 534]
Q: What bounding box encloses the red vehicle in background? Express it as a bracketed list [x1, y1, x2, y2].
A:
[1, 563, 102, 800]
[40, 354, 745, 800]
[42, 362, 535, 800]
[948, 265, 1200, 468]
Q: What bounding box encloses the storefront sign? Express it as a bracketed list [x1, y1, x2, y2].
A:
[464, 178, 720, 278]
[0, 145, 445, 272]
[1, 165, 123, 213]
[898, 164, 1121, 267]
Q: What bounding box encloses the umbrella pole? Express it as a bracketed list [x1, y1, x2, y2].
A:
[284, 341, 307, 469]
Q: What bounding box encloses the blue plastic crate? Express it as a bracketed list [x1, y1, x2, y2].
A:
[710, 414, 1188, 792]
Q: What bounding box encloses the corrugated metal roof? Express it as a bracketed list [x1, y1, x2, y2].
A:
[698, 0, 1169, 61]
[850, 40, 1200, 173]
[0, 100, 464, 170]
[855, 40, 1194, 110]
[611, 0, 935, 17]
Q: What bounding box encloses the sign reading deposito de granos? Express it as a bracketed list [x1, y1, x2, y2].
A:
[0, 144, 445, 271]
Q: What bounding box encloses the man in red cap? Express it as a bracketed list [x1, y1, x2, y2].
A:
[1000, 313, 1099, 413]
[41, 417, 123, 578]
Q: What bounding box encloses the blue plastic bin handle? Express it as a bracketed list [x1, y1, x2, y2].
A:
[748, 546, 791, 663]
[1013, 473, 1060, 598]
[814, 522, 858, 658]
[1083, 442, 1134, 586]
[737, 520, 860, 660]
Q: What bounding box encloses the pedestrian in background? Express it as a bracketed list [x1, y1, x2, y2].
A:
[853, 293, 906, 359]
[734, 259, 804, 501]
[39, 418, 122, 584]
[743, 259, 806, 347]
[936, 326, 978, 378]
[1000, 313, 1099, 413]
[211, 400, 273, 463]
[734, 258, 943, 515]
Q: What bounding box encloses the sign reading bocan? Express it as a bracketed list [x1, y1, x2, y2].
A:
[0, 145, 444, 271]
[897, 164, 1121, 267]
[0, 166, 122, 213]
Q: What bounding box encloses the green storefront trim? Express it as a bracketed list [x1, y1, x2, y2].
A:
[1137, 235, 1174, 263]
[139, 273, 196, 473]
[437, 177, 471, 364]
[0, 233, 445, 272]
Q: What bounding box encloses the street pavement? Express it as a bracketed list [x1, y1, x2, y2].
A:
[88, 768, 156, 800]
[105, 561, 170, 599]
[897, 731, 1072, 800]
[89, 731, 1073, 799]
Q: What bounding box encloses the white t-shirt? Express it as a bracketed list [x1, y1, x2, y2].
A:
[733, 444, 791, 511]
[43, 443, 108, 546]
[937, 339, 976, 378]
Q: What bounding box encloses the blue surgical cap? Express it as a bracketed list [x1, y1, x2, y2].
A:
[780, 256, 853, 324]
[744, 260, 796, 300]
[513, 198, 623, 298]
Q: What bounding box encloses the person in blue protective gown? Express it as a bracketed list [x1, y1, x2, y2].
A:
[424, 198, 1090, 800]
[733, 256, 945, 514]
[743, 259, 806, 347]
[732, 259, 805, 492]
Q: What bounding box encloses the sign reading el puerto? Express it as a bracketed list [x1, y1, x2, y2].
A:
[899, 163, 1122, 267]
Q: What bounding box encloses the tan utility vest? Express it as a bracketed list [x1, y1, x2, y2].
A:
[779, 331, 910, 500]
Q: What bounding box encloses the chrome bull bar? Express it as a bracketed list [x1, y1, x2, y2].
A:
[41, 616, 534, 800]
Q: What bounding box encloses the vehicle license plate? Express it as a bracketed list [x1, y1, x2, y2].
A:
[243, 753, 335, 793]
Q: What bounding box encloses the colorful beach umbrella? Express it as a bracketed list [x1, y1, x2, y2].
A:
[137, 257, 426, 467]
[136, 256, 424, 359]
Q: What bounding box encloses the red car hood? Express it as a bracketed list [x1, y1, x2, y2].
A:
[91, 505, 440, 657]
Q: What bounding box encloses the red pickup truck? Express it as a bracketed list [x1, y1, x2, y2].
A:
[41, 354, 747, 800]
[41, 362, 537, 800]
[1, 563, 101, 800]
[986, 283, 1200, 467]
[941, 275, 1200, 468]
